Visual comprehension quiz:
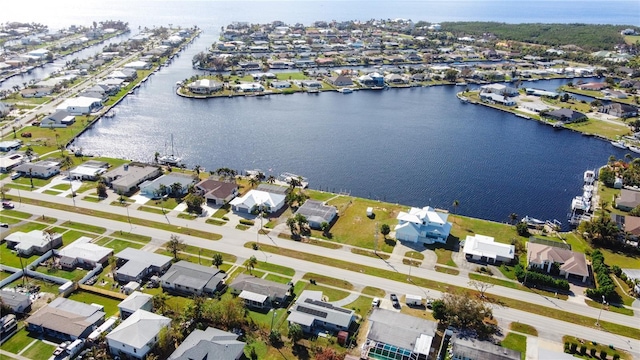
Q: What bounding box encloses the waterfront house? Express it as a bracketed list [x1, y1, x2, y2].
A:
[578, 82, 607, 91]
[5, 230, 62, 256]
[115, 248, 172, 283]
[599, 103, 638, 118]
[294, 200, 337, 229]
[26, 298, 105, 341]
[364, 308, 438, 360]
[57, 236, 112, 269]
[102, 163, 162, 195]
[229, 274, 292, 309]
[118, 291, 153, 320]
[229, 189, 286, 214]
[287, 290, 355, 335]
[107, 68, 137, 81]
[527, 242, 589, 282]
[234, 82, 265, 92]
[479, 84, 518, 97]
[462, 234, 515, 264]
[194, 178, 238, 205]
[270, 80, 291, 89]
[160, 261, 226, 296]
[395, 206, 452, 244]
[384, 73, 409, 84]
[525, 88, 559, 98]
[106, 309, 170, 359]
[187, 79, 223, 94]
[56, 96, 103, 115]
[40, 110, 76, 128]
[139, 173, 195, 198]
[169, 327, 246, 360]
[615, 188, 640, 211]
[542, 108, 587, 123]
[611, 214, 640, 239]
[20, 87, 52, 98]
[450, 336, 521, 360]
[68, 160, 109, 181]
[0, 290, 32, 313]
[13, 160, 60, 179]
[300, 80, 322, 89]
[124, 61, 152, 70]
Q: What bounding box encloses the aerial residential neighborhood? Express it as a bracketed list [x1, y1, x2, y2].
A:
[0, 5, 639, 360]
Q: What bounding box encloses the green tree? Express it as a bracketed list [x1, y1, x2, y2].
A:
[320, 221, 330, 235]
[516, 221, 529, 237]
[452, 199, 459, 215]
[212, 253, 223, 268]
[247, 255, 257, 274]
[0, 185, 8, 200]
[184, 193, 204, 214]
[288, 322, 303, 344]
[167, 234, 185, 261]
[96, 182, 108, 198]
[152, 292, 169, 314]
[380, 223, 391, 238]
[286, 217, 297, 235]
[509, 213, 518, 225]
[248, 176, 259, 188]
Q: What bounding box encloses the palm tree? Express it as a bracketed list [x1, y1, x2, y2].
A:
[193, 164, 201, 176]
[286, 217, 297, 235]
[248, 177, 259, 188]
[452, 200, 459, 215]
[154, 151, 160, 164]
[212, 253, 223, 268]
[170, 182, 183, 197]
[247, 255, 257, 274]
[509, 213, 518, 225]
[158, 184, 168, 197]
[267, 175, 276, 184]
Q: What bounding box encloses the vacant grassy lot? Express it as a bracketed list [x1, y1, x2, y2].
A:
[302, 273, 354, 290]
[500, 333, 526, 360]
[102, 239, 143, 252]
[327, 196, 405, 252]
[510, 322, 538, 336]
[60, 220, 106, 234]
[564, 119, 631, 139]
[68, 290, 121, 317]
[450, 215, 519, 245]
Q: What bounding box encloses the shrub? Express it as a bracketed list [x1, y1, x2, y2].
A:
[222, 216, 229, 221]
[564, 342, 570, 352]
[600, 350, 607, 359]
[239, 219, 255, 226]
[570, 343, 577, 353]
[587, 250, 621, 303]
[581, 345, 587, 355]
[590, 348, 597, 357]
[613, 354, 620, 360]
[514, 264, 570, 291]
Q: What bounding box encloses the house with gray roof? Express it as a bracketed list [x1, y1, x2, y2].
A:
[256, 183, 290, 195]
[160, 261, 226, 296]
[40, 110, 76, 128]
[106, 309, 170, 359]
[115, 248, 172, 283]
[615, 188, 640, 211]
[5, 230, 62, 256]
[287, 290, 355, 334]
[450, 336, 521, 360]
[0, 290, 31, 313]
[169, 327, 246, 360]
[294, 200, 337, 229]
[543, 108, 587, 123]
[364, 308, 437, 360]
[229, 274, 292, 309]
[118, 291, 153, 320]
[13, 160, 60, 179]
[26, 297, 105, 340]
[103, 163, 161, 194]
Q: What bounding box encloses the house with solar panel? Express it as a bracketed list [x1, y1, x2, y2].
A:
[294, 200, 337, 229]
[287, 290, 355, 335]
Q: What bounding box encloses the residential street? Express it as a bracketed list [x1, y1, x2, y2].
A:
[2, 187, 639, 357]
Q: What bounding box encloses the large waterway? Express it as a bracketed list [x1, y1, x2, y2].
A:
[3, 0, 639, 225]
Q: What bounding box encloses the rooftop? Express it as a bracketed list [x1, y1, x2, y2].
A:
[169, 327, 245, 360]
[26, 297, 105, 338]
[106, 309, 170, 348]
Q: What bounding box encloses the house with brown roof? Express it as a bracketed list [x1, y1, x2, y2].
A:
[26, 298, 105, 340]
[195, 178, 239, 205]
[527, 242, 589, 282]
[615, 188, 640, 211]
[611, 214, 640, 239]
[578, 82, 607, 91]
[326, 75, 353, 87]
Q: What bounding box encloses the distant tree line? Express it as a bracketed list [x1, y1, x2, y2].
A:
[441, 22, 633, 51]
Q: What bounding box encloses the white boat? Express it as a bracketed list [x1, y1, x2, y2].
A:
[629, 146, 640, 154]
[279, 172, 308, 188]
[522, 216, 545, 227]
[611, 140, 627, 149]
[583, 170, 595, 185]
[158, 134, 181, 166]
[338, 88, 353, 94]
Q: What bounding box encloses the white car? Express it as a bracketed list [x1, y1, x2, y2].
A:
[371, 297, 380, 307]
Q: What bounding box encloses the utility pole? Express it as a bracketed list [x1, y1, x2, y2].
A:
[596, 295, 606, 326]
[374, 222, 379, 255]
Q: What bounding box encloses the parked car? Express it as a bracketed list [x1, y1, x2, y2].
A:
[2, 202, 14, 209]
[390, 293, 400, 308]
[10, 172, 20, 180]
[371, 297, 380, 307]
[0, 223, 8, 228]
[426, 299, 433, 309]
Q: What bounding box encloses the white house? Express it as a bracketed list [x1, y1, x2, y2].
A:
[480, 83, 519, 97]
[13, 160, 60, 179]
[234, 83, 264, 92]
[57, 236, 113, 269]
[187, 79, 223, 94]
[395, 206, 452, 244]
[124, 61, 151, 70]
[139, 173, 195, 197]
[229, 189, 286, 214]
[118, 291, 153, 320]
[462, 234, 514, 263]
[106, 309, 170, 359]
[56, 96, 103, 115]
[5, 230, 63, 256]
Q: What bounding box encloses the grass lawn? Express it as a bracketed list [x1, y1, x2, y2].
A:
[67, 290, 121, 317]
[21, 341, 56, 360]
[435, 265, 460, 275]
[564, 232, 640, 268]
[326, 196, 405, 252]
[60, 220, 106, 234]
[212, 207, 229, 218]
[103, 239, 143, 252]
[510, 322, 538, 336]
[344, 295, 373, 318]
[137, 205, 167, 215]
[243, 269, 265, 278]
[585, 298, 634, 316]
[178, 213, 198, 220]
[404, 251, 425, 260]
[351, 247, 390, 260]
[0, 243, 37, 268]
[51, 183, 71, 191]
[362, 286, 386, 297]
[563, 335, 631, 360]
[109, 231, 152, 243]
[305, 283, 349, 301]
[247, 307, 289, 331]
[1, 209, 32, 219]
[42, 190, 60, 195]
[450, 215, 520, 245]
[253, 261, 295, 276]
[264, 274, 291, 284]
[146, 197, 180, 209]
[0, 328, 34, 353]
[500, 333, 526, 360]
[36, 265, 87, 281]
[302, 273, 354, 290]
[564, 119, 631, 139]
[61, 230, 95, 245]
[624, 35, 640, 45]
[236, 224, 250, 231]
[304, 189, 336, 202]
[82, 196, 102, 203]
[206, 218, 226, 226]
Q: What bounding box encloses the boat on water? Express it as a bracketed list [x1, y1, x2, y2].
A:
[583, 169, 595, 185]
[158, 134, 181, 166]
[521, 215, 545, 227]
[458, 96, 470, 104]
[338, 88, 353, 94]
[103, 110, 116, 118]
[629, 146, 640, 154]
[279, 172, 308, 188]
[611, 140, 627, 149]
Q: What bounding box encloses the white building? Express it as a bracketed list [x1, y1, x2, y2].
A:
[229, 189, 286, 214]
[56, 96, 103, 115]
[394, 206, 452, 244]
[5, 230, 63, 256]
[462, 234, 515, 263]
[139, 173, 196, 197]
[106, 309, 170, 359]
[187, 79, 223, 94]
[57, 236, 113, 269]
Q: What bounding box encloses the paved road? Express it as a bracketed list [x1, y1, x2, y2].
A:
[3, 188, 640, 357]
